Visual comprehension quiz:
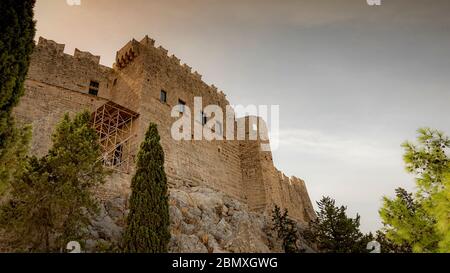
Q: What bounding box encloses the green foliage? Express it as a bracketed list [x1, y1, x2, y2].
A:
[403, 128, 449, 196]
[123, 123, 171, 253]
[0, 111, 107, 252]
[305, 196, 368, 253]
[0, 0, 36, 193]
[0, 0, 36, 158]
[379, 128, 450, 253]
[271, 206, 299, 253]
[374, 230, 412, 253]
[379, 188, 438, 252]
[0, 124, 31, 195]
[433, 173, 450, 252]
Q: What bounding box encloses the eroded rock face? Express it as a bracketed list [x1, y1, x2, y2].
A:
[87, 186, 314, 253]
[168, 187, 274, 253]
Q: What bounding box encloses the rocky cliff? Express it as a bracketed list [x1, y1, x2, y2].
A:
[87, 186, 315, 253]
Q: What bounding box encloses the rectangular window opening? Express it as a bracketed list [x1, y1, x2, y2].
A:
[160, 90, 167, 103]
[199, 111, 207, 125]
[89, 80, 100, 96]
[89, 89, 98, 96]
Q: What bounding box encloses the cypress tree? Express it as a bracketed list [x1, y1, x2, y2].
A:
[0, 0, 36, 188]
[123, 123, 171, 253]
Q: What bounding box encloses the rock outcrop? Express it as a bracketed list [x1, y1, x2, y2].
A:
[87, 186, 314, 253]
[168, 187, 273, 253]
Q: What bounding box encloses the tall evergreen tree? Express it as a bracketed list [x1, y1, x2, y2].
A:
[0, 0, 36, 189]
[304, 196, 368, 253]
[380, 128, 450, 253]
[271, 206, 300, 253]
[123, 123, 171, 253]
[0, 0, 35, 118]
[0, 111, 107, 252]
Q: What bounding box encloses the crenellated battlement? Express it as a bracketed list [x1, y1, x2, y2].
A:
[193, 71, 202, 80]
[37, 37, 65, 54]
[116, 36, 227, 100]
[282, 173, 302, 188]
[170, 54, 181, 65]
[74, 48, 101, 64]
[36, 37, 104, 65]
[140, 35, 155, 48]
[115, 39, 140, 69]
[157, 45, 168, 55]
[34, 36, 228, 102]
[287, 175, 305, 187]
[182, 63, 192, 73]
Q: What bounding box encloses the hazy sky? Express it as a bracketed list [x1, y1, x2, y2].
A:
[34, 0, 450, 232]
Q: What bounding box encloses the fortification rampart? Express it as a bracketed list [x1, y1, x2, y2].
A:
[13, 36, 316, 224]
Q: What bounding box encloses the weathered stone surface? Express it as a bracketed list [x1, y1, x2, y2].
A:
[166, 186, 315, 253]
[90, 204, 123, 242]
[167, 187, 275, 253]
[169, 234, 208, 253]
[1, 184, 314, 253]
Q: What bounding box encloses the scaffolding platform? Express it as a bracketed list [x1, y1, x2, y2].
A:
[91, 101, 139, 174]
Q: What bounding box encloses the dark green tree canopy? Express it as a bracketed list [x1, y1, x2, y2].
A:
[123, 123, 171, 253]
[0, 0, 36, 148]
[0, 0, 36, 190]
[305, 196, 369, 253]
[0, 111, 107, 252]
[271, 206, 300, 253]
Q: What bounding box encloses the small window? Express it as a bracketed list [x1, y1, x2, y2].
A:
[90, 81, 99, 88]
[89, 80, 100, 96]
[198, 111, 207, 125]
[202, 112, 208, 126]
[160, 90, 167, 103]
[89, 88, 98, 96]
[178, 99, 186, 113]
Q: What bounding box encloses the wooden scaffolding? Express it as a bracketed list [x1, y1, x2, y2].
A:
[91, 101, 139, 174]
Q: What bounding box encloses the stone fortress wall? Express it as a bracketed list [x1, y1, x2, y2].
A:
[13, 36, 316, 224]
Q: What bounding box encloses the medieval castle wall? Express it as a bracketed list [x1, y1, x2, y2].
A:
[13, 36, 316, 224]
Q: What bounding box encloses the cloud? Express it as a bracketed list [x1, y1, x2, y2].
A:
[276, 128, 401, 166]
[272, 128, 415, 232]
